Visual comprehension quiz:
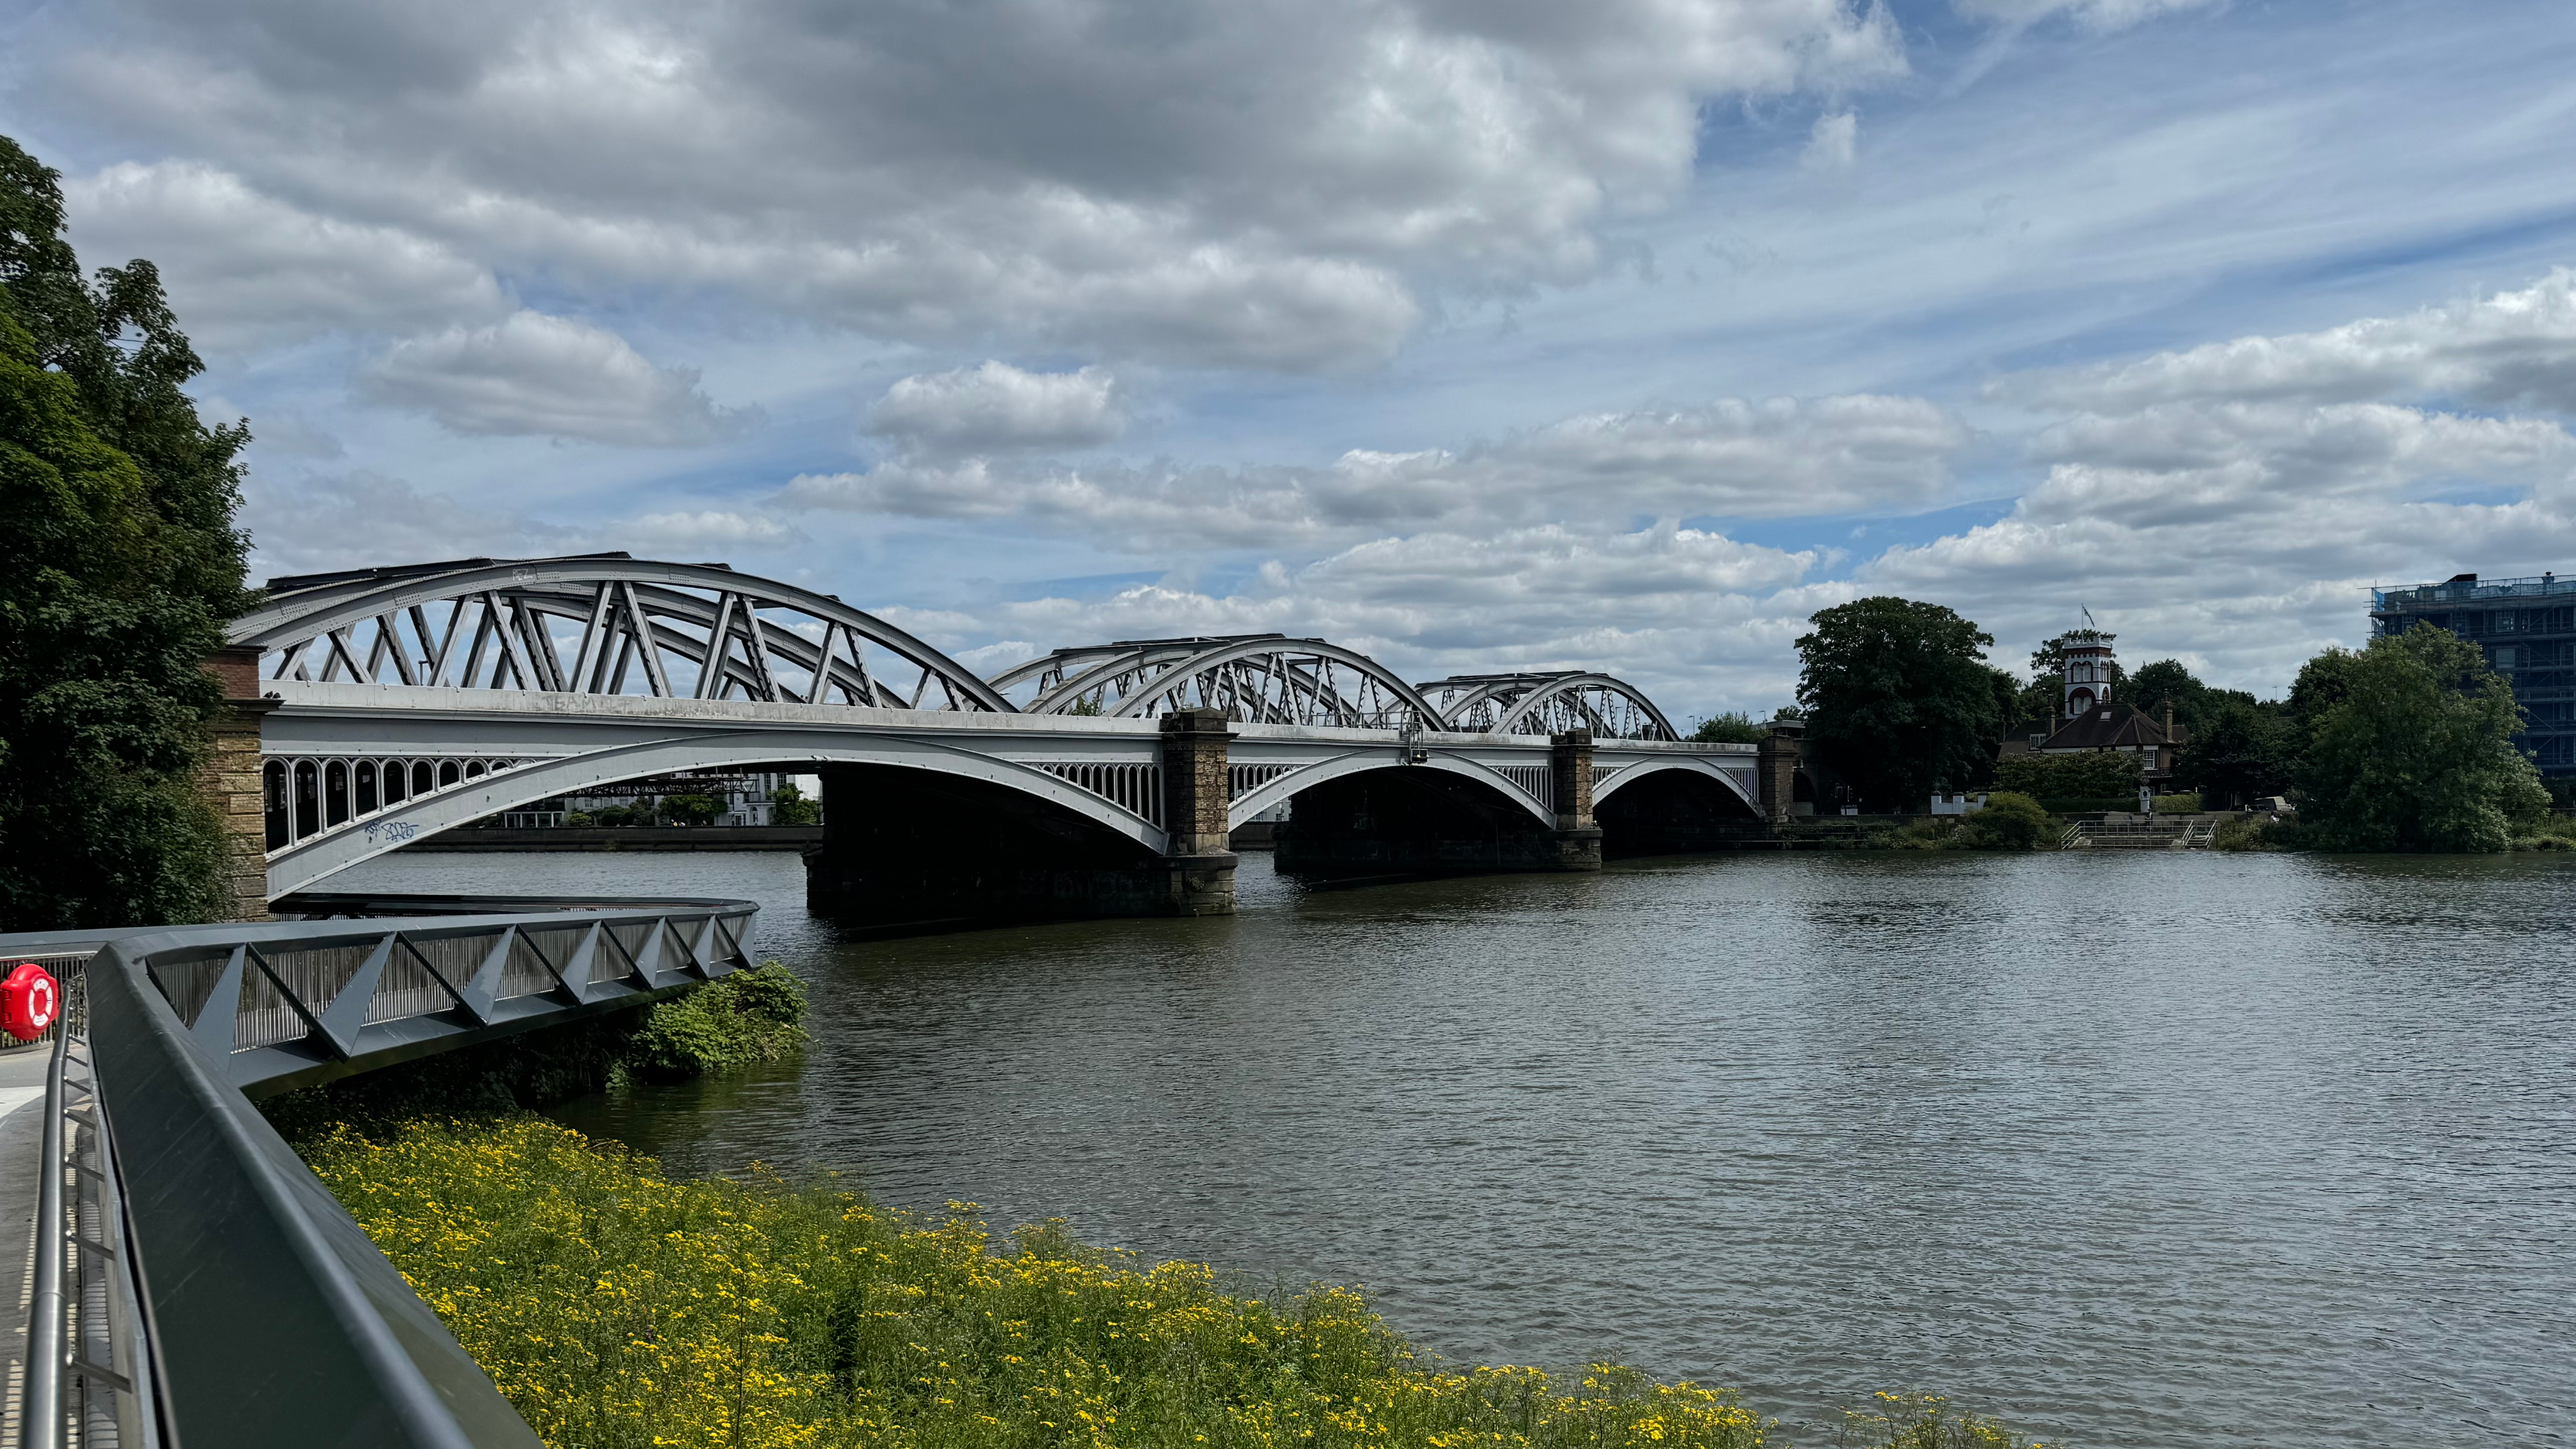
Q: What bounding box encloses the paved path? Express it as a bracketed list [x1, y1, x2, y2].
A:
[0, 1046, 51, 1449]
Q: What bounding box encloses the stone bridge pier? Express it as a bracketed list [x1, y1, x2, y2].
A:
[804, 709, 1239, 926]
[1274, 730, 1606, 880]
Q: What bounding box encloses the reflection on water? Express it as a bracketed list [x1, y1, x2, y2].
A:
[331, 847, 2576, 1448]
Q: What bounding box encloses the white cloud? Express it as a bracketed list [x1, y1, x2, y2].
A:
[35, 0, 1907, 370]
[242, 469, 583, 581]
[864, 363, 1128, 455]
[360, 311, 761, 446]
[1802, 111, 1858, 171]
[622, 510, 798, 548]
[2007, 269, 2576, 415]
[956, 522, 1830, 714]
[786, 392, 1971, 547]
[1856, 400, 2576, 688]
[61, 161, 505, 350]
[1949, 0, 2221, 32]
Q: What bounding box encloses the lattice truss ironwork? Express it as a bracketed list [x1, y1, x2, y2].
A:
[232, 557, 1690, 744]
[987, 635, 1442, 728]
[228, 553, 1012, 712]
[1416, 672, 1679, 740]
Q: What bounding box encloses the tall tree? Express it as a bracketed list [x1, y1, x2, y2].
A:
[0, 134, 252, 929]
[2297, 625, 2545, 851]
[1796, 597, 2000, 809]
[2118, 658, 2209, 728]
[2171, 698, 2292, 807]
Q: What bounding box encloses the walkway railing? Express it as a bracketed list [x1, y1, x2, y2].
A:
[4, 894, 758, 1449]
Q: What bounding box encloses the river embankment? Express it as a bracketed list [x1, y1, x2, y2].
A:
[295, 1111, 2022, 1449]
[317, 847, 2576, 1449]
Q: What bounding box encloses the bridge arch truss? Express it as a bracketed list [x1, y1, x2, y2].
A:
[1416, 672, 1679, 740]
[228, 553, 1012, 713]
[989, 635, 1442, 728]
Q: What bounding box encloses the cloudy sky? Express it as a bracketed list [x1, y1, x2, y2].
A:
[7, 0, 2576, 718]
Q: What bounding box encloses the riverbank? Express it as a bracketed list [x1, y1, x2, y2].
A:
[294, 1111, 2038, 1449]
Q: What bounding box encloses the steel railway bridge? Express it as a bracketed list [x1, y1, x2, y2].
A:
[215, 554, 1797, 922]
[0, 556, 1802, 1446]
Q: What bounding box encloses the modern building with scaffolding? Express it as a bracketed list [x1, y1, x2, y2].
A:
[2370, 572, 2576, 775]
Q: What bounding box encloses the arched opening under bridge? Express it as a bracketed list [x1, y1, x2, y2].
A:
[1271, 763, 1596, 880]
[1592, 761, 1766, 859]
[804, 761, 1227, 927]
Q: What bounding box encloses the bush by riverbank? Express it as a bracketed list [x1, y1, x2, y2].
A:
[297, 1114, 2047, 1449]
[2211, 812, 2576, 853]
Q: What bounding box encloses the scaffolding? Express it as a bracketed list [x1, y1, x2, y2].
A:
[2370, 572, 2576, 774]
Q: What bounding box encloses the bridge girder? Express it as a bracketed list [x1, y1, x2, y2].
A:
[257, 720, 1177, 896]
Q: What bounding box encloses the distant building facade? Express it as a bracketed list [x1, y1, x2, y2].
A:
[1998, 627, 2184, 790]
[2372, 571, 2576, 775]
[499, 770, 807, 828]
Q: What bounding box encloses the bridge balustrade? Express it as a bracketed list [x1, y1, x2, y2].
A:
[263, 754, 525, 849]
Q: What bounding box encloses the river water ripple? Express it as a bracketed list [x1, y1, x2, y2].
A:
[335, 848, 2576, 1448]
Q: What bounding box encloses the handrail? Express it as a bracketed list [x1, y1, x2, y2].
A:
[26, 1003, 69, 1448]
[4, 894, 759, 1449]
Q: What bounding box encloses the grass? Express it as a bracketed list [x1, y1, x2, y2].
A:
[295, 1114, 2050, 1449]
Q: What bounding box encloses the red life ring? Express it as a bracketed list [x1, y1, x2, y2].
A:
[1, 963, 60, 1042]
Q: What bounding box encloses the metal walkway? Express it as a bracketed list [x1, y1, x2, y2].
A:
[0, 893, 758, 1448]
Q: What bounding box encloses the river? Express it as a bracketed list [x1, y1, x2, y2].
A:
[328, 847, 2576, 1448]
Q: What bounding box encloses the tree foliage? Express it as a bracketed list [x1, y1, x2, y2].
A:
[2172, 698, 2293, 807]
[2295, 625, 2546, 851]
[1686, 711, 1767, 744]
[1956, 791, 2053, 850]
[0, 134, 251, 929]
[659, 792, 725, 826]
[1796, 597, 1999, 809]
[1992, 751, 2140, 800]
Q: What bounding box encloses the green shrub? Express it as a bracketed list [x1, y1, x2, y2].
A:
[658, 791, 724, 826]
[769, 782, 821, 825]
[628, 960, 808, 1080]
[1883, 817, 1960, 850]
[2205, 814, 2287, 845]
[2034, 796, 2137, 815]
[1956, 792, 2053, 850]
[2512, 814, 2576, 851]
[2148, 793, 2202, 814]
[1994, 751, 2140, 799]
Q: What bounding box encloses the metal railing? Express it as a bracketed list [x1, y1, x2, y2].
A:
[5, 894, 758, 1448]
[25, 969, 172, 1449]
